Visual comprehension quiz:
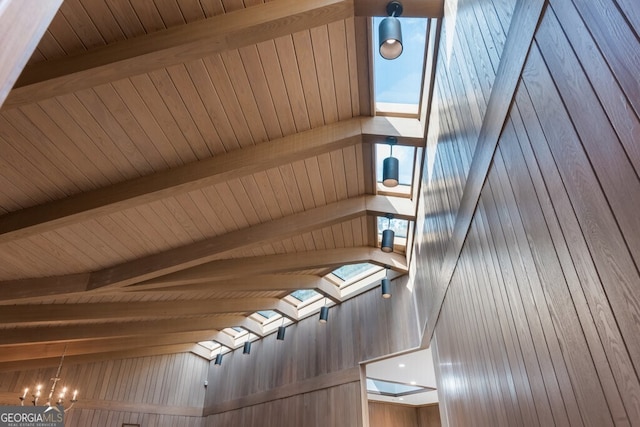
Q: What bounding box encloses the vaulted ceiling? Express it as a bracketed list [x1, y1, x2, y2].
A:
[0, 0, 442, 370]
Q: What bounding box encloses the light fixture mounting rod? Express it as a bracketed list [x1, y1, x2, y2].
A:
[386, 1, 403, 17]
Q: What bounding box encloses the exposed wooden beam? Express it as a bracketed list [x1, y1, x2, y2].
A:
[354, 0, 443, 18]
[3, 0, 353, 109]
[0, 344, 201, 373]
[361, 117, 425, 147]
[0, 298, 283, 326]
[0, 196, 410, 303]
[127, 274, 324, 294]
[130, 247, 408, 289]
[0, 118, 362, 244]
[0, 331, 218, 363]
[86, 195, 409, 290]
[0, 316, 246, 347]
[239, 318, 265, 337]
[0, 116, 419, 245]
[0, 0, 62, 107]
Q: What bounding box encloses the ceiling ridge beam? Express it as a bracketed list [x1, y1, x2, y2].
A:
[3, 0, 354, 109]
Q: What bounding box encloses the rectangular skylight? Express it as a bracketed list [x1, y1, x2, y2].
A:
[256, 310, 278, 319]
[366, 378, 431, 397]
[378, 216, 409, 239]
[290, 289, 320, 302]
[332, 263, 378, 281]
[373, 17, 429, 112]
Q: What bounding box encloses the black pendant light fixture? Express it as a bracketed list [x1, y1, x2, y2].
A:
[243, 333, 252, 355]
[379, 1, 404, 60]
[214, 347, 224, 366]
[381, 214, 395, 253]
[277, 318, 286, 341]
[381, 267, 392, 299]
[382, 136, 399, 187]
[319, 298, 329, 324]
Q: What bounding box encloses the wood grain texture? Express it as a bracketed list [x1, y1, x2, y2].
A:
[421, 0, 640, 424]
[0, 352, 207, 426]
[0, 0, 61, 106]
[368, 402, 441, 427]
[3, 0, 354, 109]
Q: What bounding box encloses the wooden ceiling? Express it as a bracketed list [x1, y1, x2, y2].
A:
[0, 0, 441, 369]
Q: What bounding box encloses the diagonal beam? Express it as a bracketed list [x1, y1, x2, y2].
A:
[0, 298, 283, 326]
[3, 0, 353, 109]
[0, 116, 418, 245]
[0, 196, 411, 303]
[127, 274, 326, 294]
[130, 247, 408, 289]
[0, 118, 361, 244]
[0, 331, 219, 363]
[0, 316, 246, 347]
[86, 195, 411, 290]
[0, 344, 202, 373]
[0, 0, 62, 107]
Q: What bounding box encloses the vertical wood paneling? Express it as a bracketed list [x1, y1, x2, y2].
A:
[423, 0, 640, 424]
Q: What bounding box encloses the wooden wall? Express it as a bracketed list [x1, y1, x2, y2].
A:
[205, 382, 362, 427]
[369, 402, 441, 427]
[0, 352, 208, 427]
[204, 276, 422, 424]
[420, 0, 640, 425]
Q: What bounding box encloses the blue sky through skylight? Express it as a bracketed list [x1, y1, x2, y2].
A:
[373, 17, 428, 104]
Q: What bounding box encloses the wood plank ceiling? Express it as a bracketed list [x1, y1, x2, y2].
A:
[0, 0, 441, 367]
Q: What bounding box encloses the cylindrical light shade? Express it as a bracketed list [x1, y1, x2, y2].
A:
[214, 353, 223, 365]
[383, 156, 399, 187]
[381, 229, 395, 252]
[319, 306, 329, 323]
[243, 341, 252, 355]
[277, 326, 286, 341]
[381, 277, 392, 299]
[379, 17, 403, 59]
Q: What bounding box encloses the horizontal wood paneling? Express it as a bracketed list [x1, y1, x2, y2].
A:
[424, 0, 640, 424]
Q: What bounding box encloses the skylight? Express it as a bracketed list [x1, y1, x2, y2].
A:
[256, 310, 278, 319]
[332, 263, 377, 281]
[378, 216, 409, 239]
[289, 289, 320, 302]
[373, 17, 429, 113]
[366, 378, 432, 397]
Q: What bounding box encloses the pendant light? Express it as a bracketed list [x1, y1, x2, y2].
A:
[243, 333, 252, 355]
[277, 318, 286, 341]
[379, 1, 404, 60]
[382, 137, 399, 187]
[381, 267, 392, 299]
[214, 346, 224, 366]
[319, 298, 329, 323]
[381, 214, 395, 253]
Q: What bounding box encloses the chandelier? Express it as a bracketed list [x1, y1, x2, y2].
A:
[19, 347, 78, 412]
